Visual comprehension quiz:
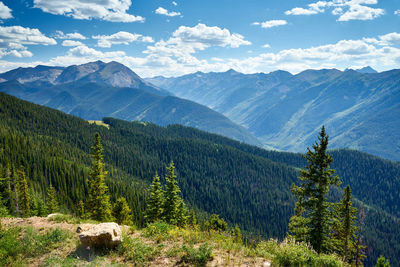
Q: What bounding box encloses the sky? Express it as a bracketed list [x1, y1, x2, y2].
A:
[0, 0, 399, 77]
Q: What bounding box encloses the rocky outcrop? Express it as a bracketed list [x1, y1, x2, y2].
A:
[78, 222, 122, 248]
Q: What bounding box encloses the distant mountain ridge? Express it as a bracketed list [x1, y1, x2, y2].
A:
[0, 61, 260, 146]
[147, 67, 400, 161]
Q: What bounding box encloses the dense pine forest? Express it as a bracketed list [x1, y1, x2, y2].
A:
[0, 92, 399, 266]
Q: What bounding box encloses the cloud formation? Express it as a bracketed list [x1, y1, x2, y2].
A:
[0, 2, 12, 19]
[253, 20, 287, 28]
[33, 0, 144, 23]
[55, 30, 86, 40]
[92, 31, 154, 48]
[0, 26, 56, 59]
[62, 40, 84, 46]
[0, 29, 399, 79]
[155, 7, 181, 17]
[285, 0, 385, 21]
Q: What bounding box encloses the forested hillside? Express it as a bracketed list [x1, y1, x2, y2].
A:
[0, 92, 399, 265]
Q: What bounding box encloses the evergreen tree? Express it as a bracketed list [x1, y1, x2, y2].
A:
[288, 194, 308, 242]
[162, 162, 181, 225]
[290, 126, 341, 253]
[375, 256, 390, 267]
[113, 197, 132, 225]
[176, 200, 187, 228]
[12, 168, 19, 216]
[145, 173, 164, 224]
[17, 166, 30, 217]
[4, 163, 14, 215]
[188, 210, 197, 228]
[355, 205, 367, 267]
[86, 133, 112, 221]
[205, 214, 228, 232]
[0, 165, 9, 217]
[46, 185, 59, 214]
[332, 185, 358, 263]
[31, 193, 47, 217]
[78, 200, 85, 219]
[233, 224, 242, 243]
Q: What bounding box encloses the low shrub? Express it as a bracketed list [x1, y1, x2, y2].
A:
[271, 239, 345, 267]
[118, 236, 161, 263]
[142, 221, 175, 242]
[180, 243, 213, 267]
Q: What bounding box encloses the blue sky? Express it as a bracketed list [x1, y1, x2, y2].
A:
[0, 0, 399, 77]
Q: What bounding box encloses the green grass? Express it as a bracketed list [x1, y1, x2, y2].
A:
[254, 238, 346, 267]
[48, 213, 99, 225]
[180, 243, 213, 267]
[118, 235, 162, 264]
[0, 226, 72, 266]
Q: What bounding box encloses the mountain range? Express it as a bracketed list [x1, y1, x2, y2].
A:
[147, 67, 400, 161]
[0, 61, 259, 146]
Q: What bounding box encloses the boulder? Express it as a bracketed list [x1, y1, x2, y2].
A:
[78, 222, 122, 248]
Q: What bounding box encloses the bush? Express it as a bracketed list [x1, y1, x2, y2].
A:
[271, 239, 344, 267]
[142, 221, 175, 242]
[118, 236, 161, 263]
[180, 243, 213, 266]
[256, 239, 279, 259]
[204, 214, 227, 232]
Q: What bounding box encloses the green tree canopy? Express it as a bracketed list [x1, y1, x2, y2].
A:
[145, 173, 164, 224]
[290, 126, 341, 253]
[86, 133, 112, 222]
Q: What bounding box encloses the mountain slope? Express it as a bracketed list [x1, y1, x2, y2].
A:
[147, 68, 400, 160]
[0, 92, 399, 265]
[0, 62, 260, 146]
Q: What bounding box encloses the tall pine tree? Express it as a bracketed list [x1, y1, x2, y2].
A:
[162, 162, 181, 225]
[46, 184, 59, 214]
[17, 166, 30, 217]
[288, 194, 308, 242]
[332, 185, 358, 263]
[113, 197, 132, 225]
[176, 199, 187, 228]
[290, 126, 341, 253]
[86, 133, 112, 222]
[145, 173, 164, 224]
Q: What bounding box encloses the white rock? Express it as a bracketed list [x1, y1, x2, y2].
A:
[46, 213, 63, 219]
[78, 222, 122, 248]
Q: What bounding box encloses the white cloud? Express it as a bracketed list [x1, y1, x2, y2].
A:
[0, 2, 12, 19]
[55, 30, 86, 40]
[33, 0, 144, 23]
[338, 4, 385, 21]
[262, 44, 271, 48]
[62, 40, 84, 46]
[172, 1, 178, 6]
[139, 31, 400, 77]
[1, 30, 399, 79]
[155, 7, 181, 17]
[0, 26, 56, 59]
[285, 0, 385, 21]
[92, 31, 154, 48]
[253, 20, 288, 29]
[285, 7, 318, 15]
[363, 32, 400, 45]
[378, 32, 400, 45]
[395, 10, 400, 15]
